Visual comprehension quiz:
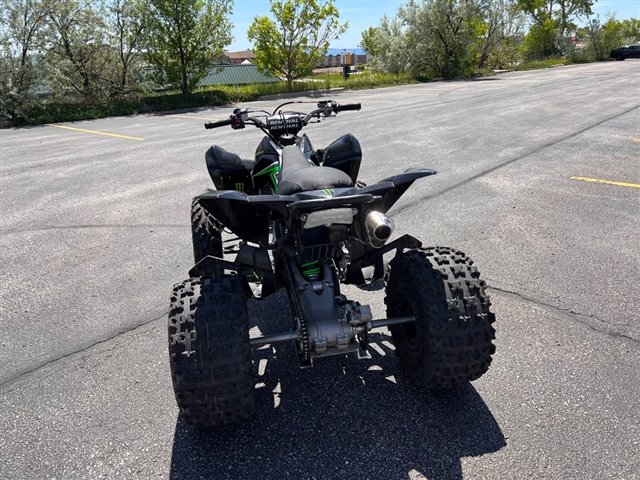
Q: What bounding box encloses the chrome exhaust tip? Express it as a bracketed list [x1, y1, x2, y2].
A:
[365, 211, 395, 247]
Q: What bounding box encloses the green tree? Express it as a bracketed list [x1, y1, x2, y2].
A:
[0, 0, 48, 96]
[364, 0, 524, 75]
[359, 26, 379, 57]
[110, 0, 148, 96]
[522, 16, 560, 59]
[517, 0, 593, 59]
[584, 15, 624, 61]
[143, 0, 233, 94]
[248, 0, 347, 91]
[46, 0, 116, 101]
[360, 16, 409, 74]
[556, 0, 593, 35]
[400, 0, 483, 78]
[477, 0, 525, 68]
[620, 18, 640, 44]
[517, 0, 593, 36]
[45, 0, 149, 101]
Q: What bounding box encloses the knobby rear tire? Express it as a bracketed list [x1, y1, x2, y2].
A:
[168, 275, 255, 428]
[191, 199, 223, 264]
[385, 247, 496, 390]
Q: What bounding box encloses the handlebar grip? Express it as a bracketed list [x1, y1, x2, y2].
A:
[204, 118, 233, 129]
[336, 103, 361, 112]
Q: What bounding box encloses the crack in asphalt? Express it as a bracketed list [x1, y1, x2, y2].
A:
[353, 69, 621, 122]
[2, 90, 637, 391]
[0, 306, 168, 390]
[2, 281, 637, 391]
[488, 285, 639, 346]
[0, 223, 186, 235]
[4, 99, 636, 239]
[390, 103, 640, 217]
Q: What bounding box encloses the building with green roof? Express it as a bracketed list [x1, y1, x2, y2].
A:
[198, 64, 281, 87]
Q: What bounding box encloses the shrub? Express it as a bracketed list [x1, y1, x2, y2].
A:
[568, 47, 594, 64]
[522, 19, 561, 60]
[5, 71, 428, 126]
[142, 90, 230, 111]
[17, 100, 139, 125]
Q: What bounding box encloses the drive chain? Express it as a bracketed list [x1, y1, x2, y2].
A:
[282, 257, 311, 365]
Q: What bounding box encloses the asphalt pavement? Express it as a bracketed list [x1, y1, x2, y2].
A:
[1, 61, 639, 479]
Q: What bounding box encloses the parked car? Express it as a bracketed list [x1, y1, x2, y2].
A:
[609, 45, 640, 60]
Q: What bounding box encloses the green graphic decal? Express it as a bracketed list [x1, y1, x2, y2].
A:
[322, 188, 335, 196]
[254, 163, 280, 192]
[234, 182, 245, 192]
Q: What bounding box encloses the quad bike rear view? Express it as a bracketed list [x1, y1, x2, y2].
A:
[168, 100, 496, 427]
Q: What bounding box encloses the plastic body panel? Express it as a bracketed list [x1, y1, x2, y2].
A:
[322, 134, 362, 183]
[253, 136, 281, 192]
[205, 145, 254, 193]
[192, 168, 435, 247]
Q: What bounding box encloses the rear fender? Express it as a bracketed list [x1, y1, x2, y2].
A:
[195, 190, 289, 245]
[194, 167, 434, 244]
[359, 168, 436, 213]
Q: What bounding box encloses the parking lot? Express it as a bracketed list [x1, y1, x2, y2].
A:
[1, 61, 639, 479]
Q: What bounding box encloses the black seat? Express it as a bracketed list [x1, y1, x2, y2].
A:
[278, 145, 353, 195]
[206, 145, 255, 173]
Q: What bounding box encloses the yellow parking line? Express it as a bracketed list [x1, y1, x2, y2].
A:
[46, 124, 144, 141]
[571, 176, 640, 189]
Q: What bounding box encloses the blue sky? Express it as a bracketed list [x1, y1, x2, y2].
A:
[228, 0, 640, 51]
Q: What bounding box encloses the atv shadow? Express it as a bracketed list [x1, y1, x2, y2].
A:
[169, 293, 505, 480]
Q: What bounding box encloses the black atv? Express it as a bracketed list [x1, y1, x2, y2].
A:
[168, 100, 496, 427]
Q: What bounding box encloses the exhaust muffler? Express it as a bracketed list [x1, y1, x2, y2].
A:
[365, 211, 395, 247]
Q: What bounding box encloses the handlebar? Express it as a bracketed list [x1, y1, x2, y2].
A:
[335, 103, 361, 112]
[203, 100, 361, 138]
[302, 101, 362, 123]
[204, 118, 233, 129]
